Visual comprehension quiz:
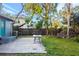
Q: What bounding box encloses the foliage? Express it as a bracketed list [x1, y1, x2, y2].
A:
[43, 3, 58, 34]
[72, 6, 79, 29]
[59, 3, 72, 38]
[24, 3, 43, 28]
[25, 17, 31, 24]
[24, 3, 58, 35]
[71, 35, 79, 42]
[24, 3, 58, 26]
[73, 6, 79, 14]
[24, 3, 42, 15]
[52, 20, 62, 29]
[35, 20, 43, 29]
[15, 3, 24, 19]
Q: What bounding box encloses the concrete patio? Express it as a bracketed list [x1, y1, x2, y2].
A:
[0, 36, 47, 53]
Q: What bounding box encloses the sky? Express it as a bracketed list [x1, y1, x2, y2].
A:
[2, 3, 79, 15]
[1, 3, 79, 22]
[2, 3, 22, 15]
[2, 3, 64, 14]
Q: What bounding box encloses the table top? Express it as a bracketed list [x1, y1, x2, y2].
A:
[33, 35, 42, 37]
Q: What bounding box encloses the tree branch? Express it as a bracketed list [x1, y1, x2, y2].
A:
[15, 3, 24, 19]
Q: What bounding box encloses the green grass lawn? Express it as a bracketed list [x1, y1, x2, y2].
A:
[42, 36, 79, 56]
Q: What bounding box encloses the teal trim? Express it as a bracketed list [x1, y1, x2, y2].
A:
[0, 17, 13, 37]
[0, 19, 5, 36]
[0, 20, 1, 36]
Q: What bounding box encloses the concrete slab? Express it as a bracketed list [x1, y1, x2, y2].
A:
[0, 37, 47, 53]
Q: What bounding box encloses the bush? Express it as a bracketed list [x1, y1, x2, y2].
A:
[57, 30, 67, 38]
[13, 26, 19, 31]
[72, 35, 79, 42]
[35, 20, 43, 29]
[57, 28, 76, 38]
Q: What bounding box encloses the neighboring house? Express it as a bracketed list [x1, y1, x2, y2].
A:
[14, 16, 25, 26]
[0, 15, 16, 44]
[20, 23, 35, 29]
[14, 16, 35, 29]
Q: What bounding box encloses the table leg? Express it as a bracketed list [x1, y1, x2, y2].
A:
[34, 37, 36, 43]
[38, 37, 41, 43]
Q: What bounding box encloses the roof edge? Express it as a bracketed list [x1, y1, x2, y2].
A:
[0, 15, 14, 22]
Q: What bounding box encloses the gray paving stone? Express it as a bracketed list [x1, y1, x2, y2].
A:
[0, 37, 47, 53]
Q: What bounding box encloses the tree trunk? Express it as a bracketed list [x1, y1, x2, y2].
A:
[46, 27, 48, 35]
[67, 15, 70, 38]
[15, 3, 24, 21]
[66, 3, 71, 38]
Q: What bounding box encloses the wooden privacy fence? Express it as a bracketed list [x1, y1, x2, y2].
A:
[17, 28, 62, 36]
[18, 28, 47, 35]
[13, 27, 78, 38]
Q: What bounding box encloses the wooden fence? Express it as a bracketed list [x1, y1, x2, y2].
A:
[18, 28, 47, 35]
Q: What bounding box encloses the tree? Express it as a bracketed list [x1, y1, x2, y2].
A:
[14, 3, 24, 27]
[25, 17, 31, 24]
[72, 6, 79, 32]
[59, 3, 72, 38]
[35, 20, 43, 29]
[42, 3, 49, 34]
[24, 3, 43, 28]
[24, 3, 58, 35]
[16, 3, 24, 19]
[25, 17, 31, 28]
[24, 3, 42, 19]
[52, 20, 62, 29]
[49, 3, 58, 28]
[72, 5, 79, 25]
[66, 3, 72, 38]
[41, 3, 58, 35]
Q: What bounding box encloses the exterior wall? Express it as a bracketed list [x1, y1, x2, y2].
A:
[0, 18, 13, 37]
[0, 16, 16, 44]
[0, 19, 5, 36]
[5, 20, 13, 36]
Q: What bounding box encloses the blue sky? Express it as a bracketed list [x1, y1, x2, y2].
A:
[1, 3, 63, 22]
[2, 3, 65, 15]
[2, 3, 22, 15]
[2, 3, 79, 22]
[3, 3, 79, 21]
[2, 3, 79, 15]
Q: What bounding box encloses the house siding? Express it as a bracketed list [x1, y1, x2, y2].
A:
[5, 20, 13, 36]
[0, 17, 13, 37]
[0, 16, 16, 44]
[0, 19, 5, 36]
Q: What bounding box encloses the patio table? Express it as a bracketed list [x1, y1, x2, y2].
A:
[33, 35, 42, 43]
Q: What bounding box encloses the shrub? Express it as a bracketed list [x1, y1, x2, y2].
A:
[35, 20, 43, 29]
[72, 35, 79, 42]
